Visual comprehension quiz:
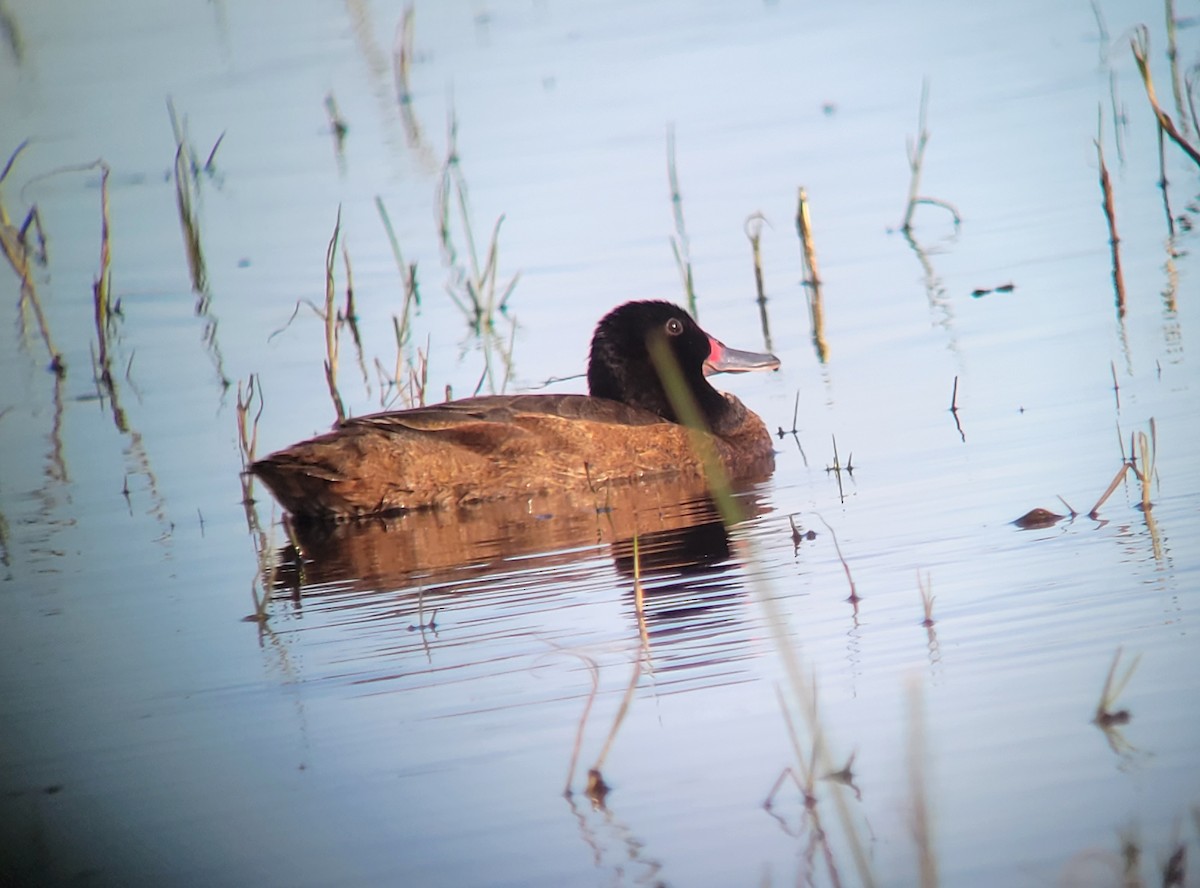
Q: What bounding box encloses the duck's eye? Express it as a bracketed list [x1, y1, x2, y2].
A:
[665, 317, 684, 336]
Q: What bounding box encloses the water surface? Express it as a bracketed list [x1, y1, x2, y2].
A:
[1, 1, 1198, 886]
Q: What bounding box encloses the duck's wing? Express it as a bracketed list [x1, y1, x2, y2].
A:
[251, 394, 672, 517]
[340, 394, 666, 440]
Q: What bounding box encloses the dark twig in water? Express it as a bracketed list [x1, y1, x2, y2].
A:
[324, 92, 349, 158]
[788, 514, 815, 549]
[776, 390, 808, 466]
[948, 376, 965, 442]
[825, 434, 853, 502]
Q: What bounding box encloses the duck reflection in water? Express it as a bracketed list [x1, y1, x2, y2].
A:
[267, 479, 769, 673]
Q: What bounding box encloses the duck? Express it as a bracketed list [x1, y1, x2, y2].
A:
[251, 300, 780, 518]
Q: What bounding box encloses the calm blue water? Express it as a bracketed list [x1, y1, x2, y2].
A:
[2, 1, 1198, 885]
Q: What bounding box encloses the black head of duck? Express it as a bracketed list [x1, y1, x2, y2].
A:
[588, 300, 779, 435]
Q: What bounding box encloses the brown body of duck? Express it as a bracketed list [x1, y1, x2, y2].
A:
[251, 301, 780, 519]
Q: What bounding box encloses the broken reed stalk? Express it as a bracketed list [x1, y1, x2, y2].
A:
[1089, 0, 1110, 61]
[665, 124, 697, 317]
[393, 5, 425, 148]
[172, 136, 207, 296]
[563, 653, 601, 795]
[796, 188, 829, 363]
[1134, 425, 1155, 513]
[1156, 115, 1176, 238]
[324, 206, 346, 423]
[590, 647, 644, 783]
[902, 80, 931, 233]
[1088, 462, 1132, 518]
[817, 514, 858, 603]
[92, 162, 114, 386]
[746, 213, 767, 303]
[248, 522, 280, 626]
[901, 80, 962, 232]
[341, 238, 358, 328]
[1164, 0, 1191, 140]
[1095, 110, 1127, 316]
[632, 534, 650, 652]
[235, 372, 264, 472]
[394, 5, 415, 107]
[166, 103, 231, 391]
[1131, 27, 1200, 168]
[0, 140, 63, 373]
[744, 213, 774, 352]
[1187, 66, 1200, 137]
[406, 338, 429, 407]
[795, 187, 822, 288]
[1088, 420, 1155, 517]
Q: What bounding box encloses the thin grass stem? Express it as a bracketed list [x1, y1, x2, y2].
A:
[324, 206, 346, 423]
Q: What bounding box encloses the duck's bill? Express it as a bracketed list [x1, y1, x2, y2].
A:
[704, 338, 781, 376]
